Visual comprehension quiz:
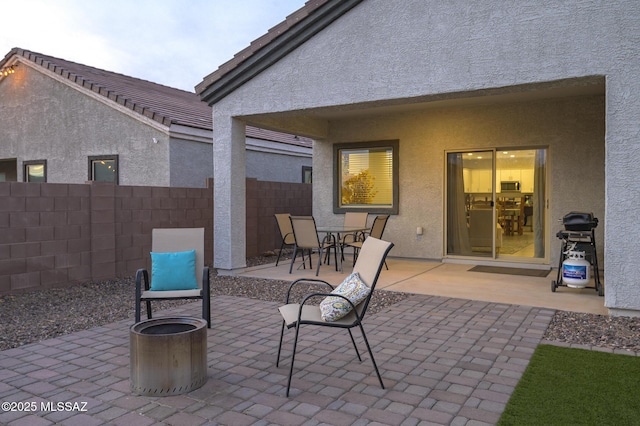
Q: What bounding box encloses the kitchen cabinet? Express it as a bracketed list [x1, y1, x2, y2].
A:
[465, 168, 535, 194]
[520, 169, 534, 193]
[500, 169, 521, 182]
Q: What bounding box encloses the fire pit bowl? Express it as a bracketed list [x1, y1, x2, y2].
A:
[130, 317, 208, 396]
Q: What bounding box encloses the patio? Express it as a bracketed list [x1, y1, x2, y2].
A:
[1, 292, 557, 425]
[0, 257, 608, 425]
[240, 256, 607, 316]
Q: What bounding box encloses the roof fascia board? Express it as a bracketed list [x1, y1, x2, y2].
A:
[246, 138, 312, 157]
[169, 124, 213, 144]
[199, 0, 363, 105]
[15, 57, 171, 135]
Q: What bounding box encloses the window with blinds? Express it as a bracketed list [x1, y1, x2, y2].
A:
[334, 140, 399, 214]
[24, 160, 47, 182]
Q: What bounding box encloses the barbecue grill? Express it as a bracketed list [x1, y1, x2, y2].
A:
[551, 212, 603, 296]
[561, 211, 599, 231]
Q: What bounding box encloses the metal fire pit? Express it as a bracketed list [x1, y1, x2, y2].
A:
[130, 317, 208, 396]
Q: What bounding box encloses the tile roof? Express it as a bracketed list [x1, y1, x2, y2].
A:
[5, 48, 211, 130]
[2, 48, 312, 148]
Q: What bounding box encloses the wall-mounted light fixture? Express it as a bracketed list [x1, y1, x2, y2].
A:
[1, 64, 17, 77]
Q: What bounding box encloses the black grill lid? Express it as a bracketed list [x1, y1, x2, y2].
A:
[563, 212, 598, 231]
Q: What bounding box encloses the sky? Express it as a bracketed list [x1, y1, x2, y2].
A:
[0, 0, 307, 92]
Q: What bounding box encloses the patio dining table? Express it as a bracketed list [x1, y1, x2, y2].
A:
[316, 225, 370, 272]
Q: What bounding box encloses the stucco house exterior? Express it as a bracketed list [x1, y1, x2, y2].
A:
[196, 0, 640, 316]
[0, 48, 312, 187]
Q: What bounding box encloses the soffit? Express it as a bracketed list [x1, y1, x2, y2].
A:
[242, 76, 605, 137]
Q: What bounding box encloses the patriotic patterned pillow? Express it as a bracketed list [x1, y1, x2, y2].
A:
[319, 272, 370, 321]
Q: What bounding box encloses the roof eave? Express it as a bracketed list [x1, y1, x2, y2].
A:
[197, 0, 363, 105]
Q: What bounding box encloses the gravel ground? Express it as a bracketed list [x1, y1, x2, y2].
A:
[1, 254, 639, 353]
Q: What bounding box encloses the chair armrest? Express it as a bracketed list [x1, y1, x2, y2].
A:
[135, 269, 149, 292]
[285, 278, 334, 303]
[134, 268, 149, 324]
[298, 292, 360, 321]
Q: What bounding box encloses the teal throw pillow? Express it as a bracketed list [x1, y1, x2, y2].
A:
[319, 272, 370, 321]
[150, 250, 198, 291]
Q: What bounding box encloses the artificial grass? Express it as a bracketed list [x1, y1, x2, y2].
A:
[498, 344, 640, 425]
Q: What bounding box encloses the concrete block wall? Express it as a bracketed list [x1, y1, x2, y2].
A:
[0, 182, 92, 293]
[113, 184, 214, 279]
[0, 179, 311, 295]
[247, 179, 313, 256]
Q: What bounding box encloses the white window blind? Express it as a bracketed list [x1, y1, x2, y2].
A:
[340, 147, 393, 207]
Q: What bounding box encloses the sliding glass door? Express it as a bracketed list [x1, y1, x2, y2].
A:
[447, 150, 495, 257]
[446, 148, 547, 261]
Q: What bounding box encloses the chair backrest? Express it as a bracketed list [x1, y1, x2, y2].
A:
[344, 212, 368, 228]
[352, 237, 394, 315]
[274, 213, 295, 244]
[369, 215, 389, 239]
[353, 236, 393, 288]
[152, 228, 205, 288]
[289, 216, 320, 249]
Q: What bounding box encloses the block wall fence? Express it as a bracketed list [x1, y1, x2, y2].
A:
[0, 179, 312, 295]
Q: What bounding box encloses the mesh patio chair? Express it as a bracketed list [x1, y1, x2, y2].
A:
[345, 214, 390, 268]
[135, 228, 211, 328]
[277, 237, 394, 396]
[274, 213, 296, 266]
[289, 216, 337, 276]
[339, 212, 369, 250]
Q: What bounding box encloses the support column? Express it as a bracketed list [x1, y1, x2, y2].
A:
[213, 115, 246, 274]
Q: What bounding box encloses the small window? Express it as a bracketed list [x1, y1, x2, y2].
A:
[89, 155, 118, 183]
[334, 140, 399, 214]
[23, 160, 47, 182]
[302, 166, 312, 184]
[0, 158, 17, 181]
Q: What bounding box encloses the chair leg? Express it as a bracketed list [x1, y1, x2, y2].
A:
[135, 301, 141, 323]
[286, 323, 302, 397]
[289, 245, 298, 274]
[347, 329, 362, 361]
[145, 300, 152, 319]
[275, 241, 285, 266]
[204, 301, 211, 328]
[276, 320, 286, 367]
[315, 247, 322, 276]
[135, 269, 146, 324]
[358, 323, 384, 389]
[321, 235, 332, 266]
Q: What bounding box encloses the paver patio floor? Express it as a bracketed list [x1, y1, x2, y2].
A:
[0, 293, 556, 425]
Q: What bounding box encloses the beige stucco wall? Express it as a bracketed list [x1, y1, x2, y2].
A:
[314, 95, 605, 265]
[208, 0, 639, 314]
[0, 63, 170, 186]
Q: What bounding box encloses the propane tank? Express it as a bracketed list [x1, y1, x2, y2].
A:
[562, 250, 590, 288]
